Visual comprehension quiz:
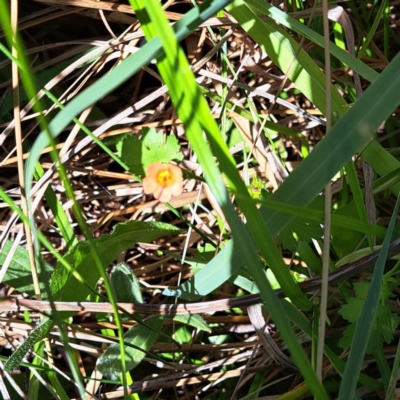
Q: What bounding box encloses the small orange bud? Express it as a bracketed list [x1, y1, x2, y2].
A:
[142, 162, 183, 202]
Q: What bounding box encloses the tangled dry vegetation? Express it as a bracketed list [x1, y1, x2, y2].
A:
[1, 0, 400, 399]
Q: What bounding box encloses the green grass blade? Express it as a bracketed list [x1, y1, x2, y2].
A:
[135, 0, 312, 310]
[228, 0, 347, 118]
[167, 197, 386, 300]
[23, 0, 234, 202]
[259, 52, 400, 236]
[345, 161, 374, 248]
[362, 140, 400, 196]
[385, 337, 400, 399]
[244, 0, 378, 83]
[357, 0, 386, 59]
[282, 299, 383, 391]
[181, 12, 400, 322]
[33, 162, 77, 248]
[338, 194, 400, 399]
[128, 0, 330, 397]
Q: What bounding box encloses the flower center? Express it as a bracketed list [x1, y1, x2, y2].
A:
[157, 170, 173, 187]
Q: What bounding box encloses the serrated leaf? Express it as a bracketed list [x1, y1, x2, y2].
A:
[110, 263, 143, 304]
[0, 240, 53, 297]
[116, 129, 183, 177]
[339, 282, 376, 323]
[164, 134, 184, 163]
[97, 316, 164, 377]
[354, 281, 370, 298]
[277, 218, 323, 252]
[338, 281, 400, 354]
[338, 296, 365, 323]
[338, 323, 355, 351]
[277, 226, 298, 252]
[292, 219, 323, 242]
[375, 304, 399, 343]
[142, 128, 183, 167]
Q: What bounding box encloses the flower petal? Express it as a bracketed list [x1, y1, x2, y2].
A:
[145, 162, 164, 176]
[142, 176, 159, 194]
[168, 164, 183, 179]
[154, 186, 172, 202]
[170, 181, 183, 196]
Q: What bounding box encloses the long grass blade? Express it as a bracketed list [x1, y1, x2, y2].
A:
[128, 0, 331, 397]
[338, 194, 400, 399]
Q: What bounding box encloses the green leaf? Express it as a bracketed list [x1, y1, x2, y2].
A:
[338, 282, 369, 323]
[339, 282, 400, 353]
[110, 263, 143, 304]
[245, 0, 378, 83]
[116, 134, 143, 177]
[115, 128, 184, 177]
[277, 227, 298, 252]
[50, 220, 181, 305]
[3, 221, 180, 371]
[171, 314, 211, 333]
[97, 312, 210, 377]
[141, 128, 183, 167]
[278, 218, 323, 252]
[4, 318, 53, 371]
[339, 299, 399, 354]
[0, 240, 53, 297]
[97, 316, 164, 378]
[338, 323, 355, 351]
[156, 131, 182, 164]
[339, 192, 400, 399]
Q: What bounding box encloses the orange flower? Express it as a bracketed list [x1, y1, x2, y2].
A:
[142, 162, 183, 202]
